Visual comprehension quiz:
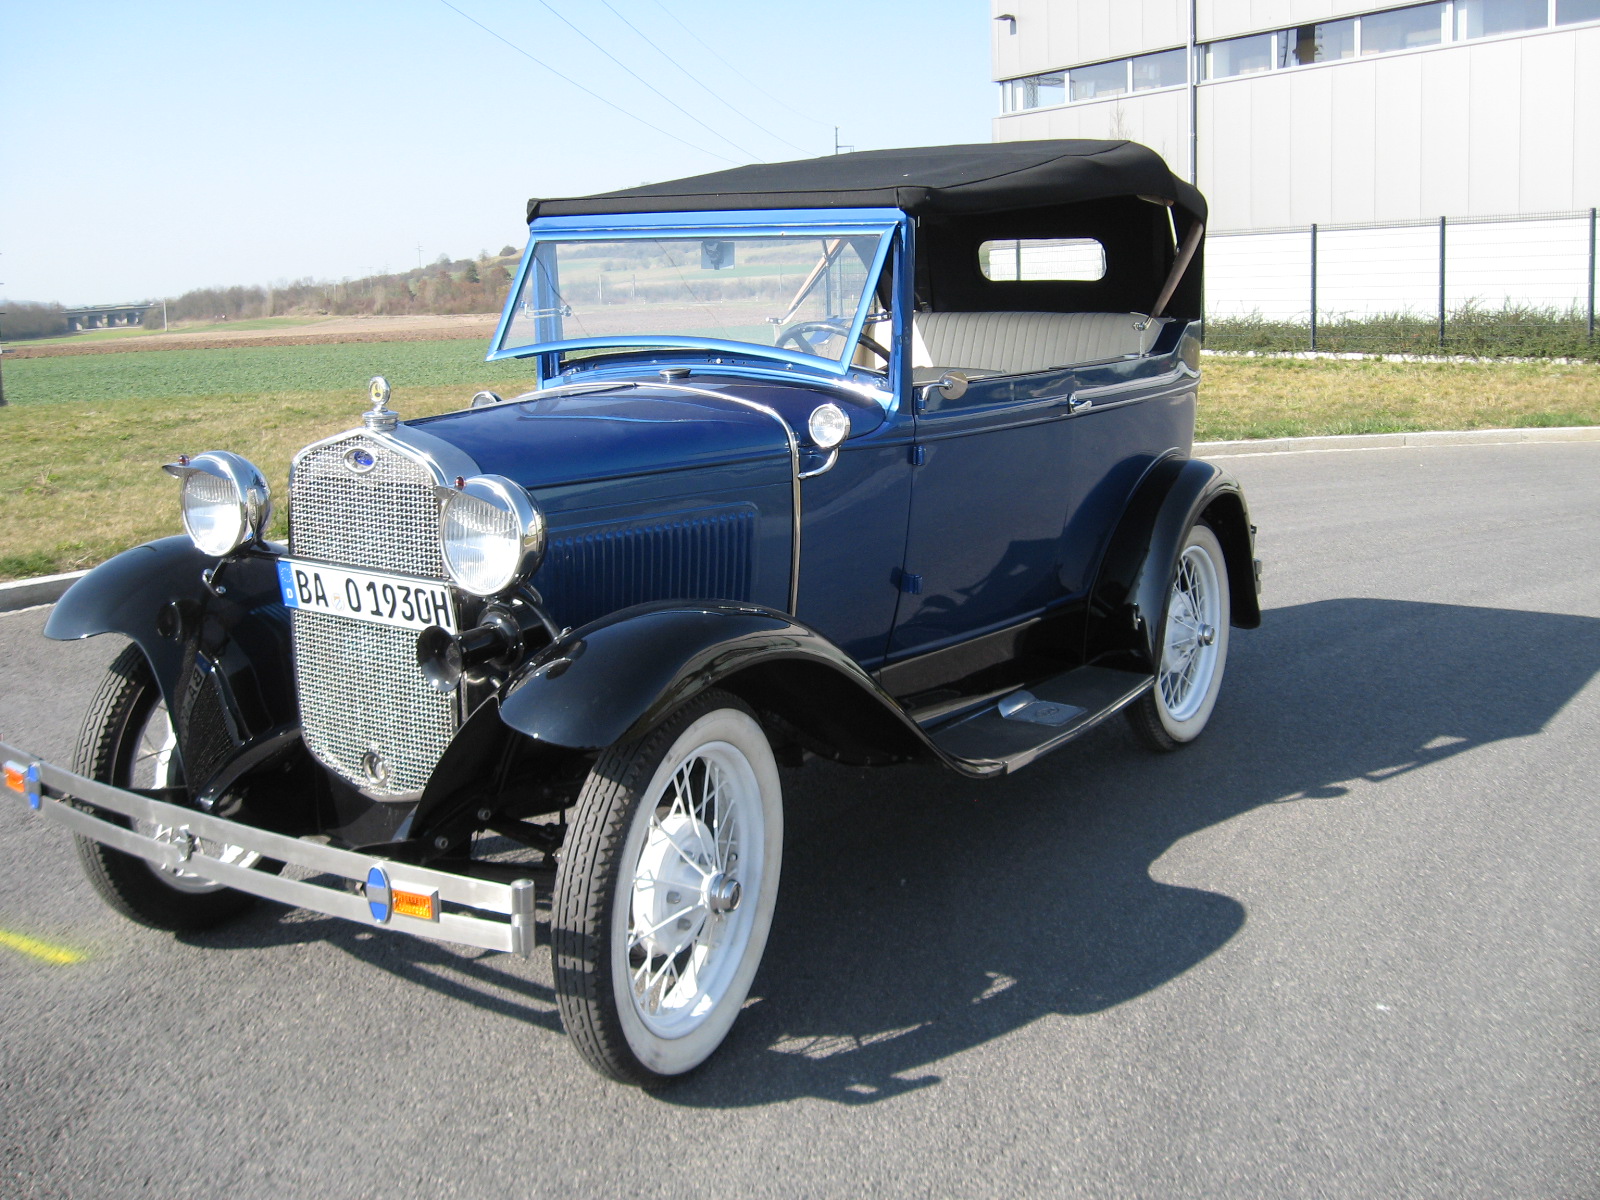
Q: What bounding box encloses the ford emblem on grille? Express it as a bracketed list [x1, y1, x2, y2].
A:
[344, 447, 376, 473]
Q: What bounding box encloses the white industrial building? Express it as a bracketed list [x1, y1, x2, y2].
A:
[990, 1, 1600, 321]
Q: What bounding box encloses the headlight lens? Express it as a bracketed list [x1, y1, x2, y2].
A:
[438, 475, 546, 597]
[165, 451, 271, 557]
[807, 403, 850, 450]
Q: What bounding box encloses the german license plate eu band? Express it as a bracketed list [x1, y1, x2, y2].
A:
[277, 559, 458, 633]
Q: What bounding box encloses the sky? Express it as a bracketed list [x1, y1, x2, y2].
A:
[0, 1, 997, 307]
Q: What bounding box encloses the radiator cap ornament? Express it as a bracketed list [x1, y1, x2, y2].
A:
[363, 375, 399, 431]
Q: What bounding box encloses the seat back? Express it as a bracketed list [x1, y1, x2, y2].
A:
[911, 311, 1160, 375]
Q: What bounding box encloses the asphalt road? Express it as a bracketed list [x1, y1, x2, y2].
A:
[2, 441, 1596, 1199]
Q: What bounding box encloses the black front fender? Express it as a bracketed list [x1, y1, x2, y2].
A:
[498, 603, 930, 766]
[45, 537, 302, 800]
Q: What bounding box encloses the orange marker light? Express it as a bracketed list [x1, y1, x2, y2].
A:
[392, 887, 438, 921]
[4, 760, 42, 810]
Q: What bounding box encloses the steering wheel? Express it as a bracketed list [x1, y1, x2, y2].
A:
[775, 319, 890, 362]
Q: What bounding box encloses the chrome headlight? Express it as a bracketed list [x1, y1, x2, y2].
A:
[437, 475, 546, 597]
[164, 451, 271, 557]
[807, 403, 850, 450]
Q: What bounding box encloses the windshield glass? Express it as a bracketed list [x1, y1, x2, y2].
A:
[499, 231, 889, 367]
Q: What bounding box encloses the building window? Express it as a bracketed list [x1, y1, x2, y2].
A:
[1454, 0, 1551, 37]
[1206, 32, 1275, 79]
[1132, 47, 1188, 90]
[1069, 59, 1128, 101]
[1360, 3, 1447, 53]
[1003, 72, 1065, 112]
[980, 239, 1107, 282]
[1556, 0, 1600, 23]
[1281, 18, 1356, 66]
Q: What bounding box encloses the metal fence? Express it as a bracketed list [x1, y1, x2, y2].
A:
[1205, 209, 1599, 356]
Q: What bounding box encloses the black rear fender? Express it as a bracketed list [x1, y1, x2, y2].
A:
[1086, 456, 1261, 670]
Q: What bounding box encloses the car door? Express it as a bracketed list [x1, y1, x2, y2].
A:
[886, 371, 1077, 660]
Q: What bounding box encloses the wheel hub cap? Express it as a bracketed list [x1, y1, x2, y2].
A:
[705, 872, 741, 914]
[632, 812, 715, 958]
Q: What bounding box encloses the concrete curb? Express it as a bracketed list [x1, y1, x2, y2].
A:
[2, 425, 1596, 612]
[0, 570, 87, 615]
[1197, 425, 1600, 457]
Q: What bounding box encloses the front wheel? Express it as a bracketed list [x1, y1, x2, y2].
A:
[72, 643, 265, 931]
[1127, 522, 1231, 752]
[552, 690, 783, 1084]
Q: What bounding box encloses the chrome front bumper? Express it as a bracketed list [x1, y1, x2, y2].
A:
[1, 739, 538, 958]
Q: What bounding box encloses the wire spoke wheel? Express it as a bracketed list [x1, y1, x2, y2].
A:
[72, 644, 269, 930]
[625, 743, 758, 1035]
[124, 696, 260, 894]
[1129, 523, 1231, 751]
[553, 690, 782, 1084]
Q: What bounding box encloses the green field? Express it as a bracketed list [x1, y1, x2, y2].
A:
[1, 341, 1596, 580]
[3, 339, 538, 406]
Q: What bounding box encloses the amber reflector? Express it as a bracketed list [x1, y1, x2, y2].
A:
[392, 888, 438, 921]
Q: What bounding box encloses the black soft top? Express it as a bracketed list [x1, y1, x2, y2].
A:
[527, 140, 1205, 225]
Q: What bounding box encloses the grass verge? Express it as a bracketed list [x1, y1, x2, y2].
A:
[1195, 358, 1600, 440]
[1, 348, 1596, 580]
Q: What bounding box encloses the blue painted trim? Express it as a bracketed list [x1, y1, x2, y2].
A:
[839, 228, 896, 379]
[545, 354, 895, 404]
[490, 335, 865, 377]
[490, 210, 911, 379]
[486, 235, 539, 363]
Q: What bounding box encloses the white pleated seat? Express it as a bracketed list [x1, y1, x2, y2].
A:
[911, 311, 1161, 375]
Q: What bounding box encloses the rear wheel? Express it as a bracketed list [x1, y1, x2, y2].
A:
[73, 644, 263, 931]
[552, 690, 782, 1084]
[1128, 522, 1231, 752]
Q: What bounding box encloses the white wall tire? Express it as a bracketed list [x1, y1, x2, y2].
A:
[552, 690, 782, 1084]
[1128, 522, 1231, 752]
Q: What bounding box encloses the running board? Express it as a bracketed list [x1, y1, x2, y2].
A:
[924, 665, 1153, 774]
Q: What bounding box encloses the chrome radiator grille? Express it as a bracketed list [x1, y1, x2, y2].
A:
[288, 433, 456, 797]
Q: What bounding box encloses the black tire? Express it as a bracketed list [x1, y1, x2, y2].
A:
[552, 689, 783, 1085]
[1128, 522, 1231, 753]
[72, 643, 262, 931]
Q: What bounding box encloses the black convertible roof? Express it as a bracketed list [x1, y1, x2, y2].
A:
[527, 140, 1205, 224]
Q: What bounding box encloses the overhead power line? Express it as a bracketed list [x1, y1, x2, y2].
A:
[645, 0, 837, 134]
[531, 0, 759, 162]
[436, 0, 739, 166]
[593, 0, 813, 157]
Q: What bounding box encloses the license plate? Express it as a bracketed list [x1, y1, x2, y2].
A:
[277, 559, 458, 633]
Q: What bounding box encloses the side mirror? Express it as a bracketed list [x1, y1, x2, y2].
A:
[919, 370, 969, 408]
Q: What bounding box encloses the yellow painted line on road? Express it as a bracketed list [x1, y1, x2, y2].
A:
[0, 928, 86, 965]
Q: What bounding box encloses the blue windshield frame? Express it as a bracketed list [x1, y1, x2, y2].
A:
[488, 208, 907, 382]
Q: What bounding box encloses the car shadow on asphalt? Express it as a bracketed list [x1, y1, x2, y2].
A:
[180, 597, 1600, 1105]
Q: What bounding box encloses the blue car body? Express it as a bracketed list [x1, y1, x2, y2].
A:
[11, 142, 1262, 1080]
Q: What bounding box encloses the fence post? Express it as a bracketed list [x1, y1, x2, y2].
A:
[1588, 207, 1596, 342]
[1309, 223, 1319, 352]
[1437, 216, 1447, 351]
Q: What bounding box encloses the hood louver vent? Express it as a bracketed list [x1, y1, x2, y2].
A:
[537, 505, 756, 631]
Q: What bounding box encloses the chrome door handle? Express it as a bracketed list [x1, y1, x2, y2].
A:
[1066, 397, 1092, 413]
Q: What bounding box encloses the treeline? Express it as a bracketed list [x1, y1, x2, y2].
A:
[159, 247, 521, 324]
[1, 246, 523, 340]
[2, 302, 70, 340]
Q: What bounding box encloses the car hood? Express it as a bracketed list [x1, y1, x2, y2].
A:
[405, 374, 886, 490]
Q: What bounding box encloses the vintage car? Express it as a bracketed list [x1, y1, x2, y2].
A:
[2, 141, 1259, 1084]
